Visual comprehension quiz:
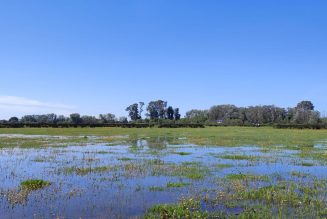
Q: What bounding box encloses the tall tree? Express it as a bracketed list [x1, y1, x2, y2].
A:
[126, 103, 140, 121]
[166, 106, 174, 120]
[174, 108, 181, 120]
[139, 102, 145, 119]
[146, 100, 167, 120]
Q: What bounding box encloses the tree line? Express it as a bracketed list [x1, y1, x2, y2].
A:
[185, 101, 322, 126]
[0, 100, 326, 128]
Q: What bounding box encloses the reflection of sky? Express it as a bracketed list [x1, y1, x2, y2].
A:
[0, 138, 327, 217]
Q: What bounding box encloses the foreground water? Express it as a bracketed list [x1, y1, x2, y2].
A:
[1, 135, 327, 218]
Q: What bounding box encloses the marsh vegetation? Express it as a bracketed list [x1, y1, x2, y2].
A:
[0, 127, 327, 218]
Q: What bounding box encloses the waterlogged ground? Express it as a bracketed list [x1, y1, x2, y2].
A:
[1, 132, 327, 218]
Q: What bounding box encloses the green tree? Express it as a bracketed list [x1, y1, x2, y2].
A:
[70, 113, 82, 124]
[8, 117, 19, 123]
[99, 113, 116, 123]
[146, 100, 167, 120]
[126, 103, 140, 121]
[174, 108, 181, 120]
[296, 101, 314, 111]
[166, 106, 174, 120]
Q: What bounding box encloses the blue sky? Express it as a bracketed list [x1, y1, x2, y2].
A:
[0, 0, 326, 119]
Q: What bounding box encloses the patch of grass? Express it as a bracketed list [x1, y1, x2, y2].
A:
[144, 198, 215, 219]
[226, 173, 269, 181]
[20, 179, 50, 191]
[220, 154, 259, 161]
[239, 184, 302, 206]
[117, 157, 133, 161]
[216, 163, 233, 169]
[300, 162, 314, 167]
[182, 161, 201, 165]
[166, 182, 190, 188]
[151, 163, 208, 180]
[174, 152, 192, 156]
[64, 166, 115, 176]
[149, 186, 165, 192]
[96, 151, 112, 154]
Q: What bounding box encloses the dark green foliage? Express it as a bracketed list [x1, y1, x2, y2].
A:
[174, 108, 181, 120]
[126, 103, 141, 121]
[0, 100, 325, 129]
[185, 109, 208, 123]
[166, 106, 174, 120]
[147, 100, 167, 119]
[296, 101, 314, 111]
[8, 117, 19, 123]
[70, 113, 82, 124]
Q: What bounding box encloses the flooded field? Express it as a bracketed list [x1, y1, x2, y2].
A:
[1, 128, 327, 218]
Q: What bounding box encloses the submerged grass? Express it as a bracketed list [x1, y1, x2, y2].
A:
[215, 164, 234, 169]
[174, 151, 192, 156]
[220, 154, 259, 161]
[64, 166, 115, 176]
[166, 182, 190, 188]
[226, 173, 269, 181]
[2, 127, 327, 218]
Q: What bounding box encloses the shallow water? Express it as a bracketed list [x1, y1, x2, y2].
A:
[0, 136, 326, 218]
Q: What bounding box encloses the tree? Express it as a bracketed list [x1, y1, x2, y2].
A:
[185, 109, 208, 123]
[57, 115, 69, 124]
[70, 113, 82, 124]
[8, 117, 19, 123]
[81, 115, 98, 124]
[99, 113, 116, 123]
[208, 105, 239, 122]
[292, 101, 316, 124]
[21, 115, 37, 123]
[119, 116, 128, 123]
[126, 103, 140, 121]
[139, 102, 145, 119]
[296, 101, 314, 111]
[166, 106, 174, 120]
[174, 108, 181, 120]
[146, 100, 167, 120]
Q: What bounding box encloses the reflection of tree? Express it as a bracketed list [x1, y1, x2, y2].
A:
[146, 137, 169, 150]
[127, 137, 170, 150]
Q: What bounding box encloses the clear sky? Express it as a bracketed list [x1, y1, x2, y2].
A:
[0, 0, 326, 119]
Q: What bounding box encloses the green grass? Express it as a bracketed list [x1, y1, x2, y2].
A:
[300, 162, 315, 167]
[216, 163, 234, 169]
[117, 157, 134, 161]
[20, 179, 50, 191]
[174, 152, 192, 156]
[144, 198, 214, 219]
[220, 154, 259, 161]
[166, 182, 190, 188]
[0, 127, 327, 149]
[148, 186, 165, 192]
[226, 173, 269, 181]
